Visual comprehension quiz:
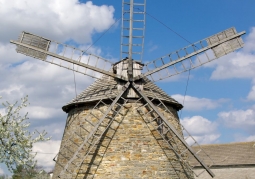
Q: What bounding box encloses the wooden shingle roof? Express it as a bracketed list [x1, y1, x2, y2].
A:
[62, 75, 182, 112]
[190, 142, 255, 167]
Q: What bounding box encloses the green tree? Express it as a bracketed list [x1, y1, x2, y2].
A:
[12, 165, 38, 179]
[0, 96, 50, 173]
[0, 175, 9, 179]
[12, 165, 50, 179]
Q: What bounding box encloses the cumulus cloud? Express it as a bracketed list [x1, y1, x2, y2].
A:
[0, 1, 117, 173]
[0, 57, 92, 123]
[0, 167, 4, 175]
[181, 116, 220, 144]
[210, 52, 255, 80]
[202, 27, 255, 101]
[245, 135, 255, 142]
[0, 0, 115, 44]
[33, 140, 61, 171]
[172, 94, 227, 111]
[149, 45, 158, 52]
[231, 134, 255, 143]
[26, 106, 61, 120]
[247, 85, 255, 101]
[0, 108, 5, 116]
[218, 105, 255, 133]
[0, 46, 93, 106]
[0, 43, 25, 65]
[205, 27, 255, 80]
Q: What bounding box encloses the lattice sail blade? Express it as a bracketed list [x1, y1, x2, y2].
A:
[132, 83, 215, 178]
[206, 28, 244, 58]
[10, 31, 127, 81]
[16, 32, 50, 60]
[136, 27, 245, 82]
[121, 0, 146, 62]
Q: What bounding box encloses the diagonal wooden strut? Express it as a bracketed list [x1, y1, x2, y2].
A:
[132, 83, 215, 178]
[57, 82, 130, 178]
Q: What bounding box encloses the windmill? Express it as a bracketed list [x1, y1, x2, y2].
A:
[10, 0, 245, 178]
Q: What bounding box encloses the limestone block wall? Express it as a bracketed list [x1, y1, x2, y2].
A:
[53, 102, 194, 179]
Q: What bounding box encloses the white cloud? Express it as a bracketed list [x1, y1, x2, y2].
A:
[0, 85, 22, 95]
[204, 27, 255, 80]
[0, 43, 25, 65]
[0, 0, 115, 44]
[149, 45, 158, 52]
[181, 116, 220, 144]
[210, 52, 255, 80]
[0, 167, 4, 175]
[247, 85, 255, 101]
[172, 94, 227, 111]
[33, 140, 61, 171]
[26, 106, 61, 120]
[0, 0, 112, 124]
[0, 85, 24, 104]
[245, 135, 255, 142]
[243, 27, 255, 53]
[202, 27, 255, 101]
[231, 134, 255, 143]
[218, 106, 255, 133]
[0, 108, 5, 117]
[0, 48, 94, 105]
[0, 7, 115, 172]
[0, 7, 111, 172]
[181, 116, 218, 135]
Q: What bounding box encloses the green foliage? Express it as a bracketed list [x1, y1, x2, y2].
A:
[0, 96, 50, 173]
[12, 165, 37, 179]
[12, 165, 51, 179]
[0, 175, 10, 179]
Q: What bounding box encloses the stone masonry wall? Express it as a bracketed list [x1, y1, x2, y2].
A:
[53, 102, 194, 179]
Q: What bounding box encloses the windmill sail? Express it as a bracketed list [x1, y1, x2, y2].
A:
[121, 0, 146, 62]
[11, 32, 127, 81]
[135, 27, 245, 82]
[9, 1, 247, 178]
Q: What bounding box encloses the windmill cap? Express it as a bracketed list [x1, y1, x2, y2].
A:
[62, 75, 183, 113]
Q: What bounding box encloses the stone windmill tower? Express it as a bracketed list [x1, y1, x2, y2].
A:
[10, 0, 246, 178]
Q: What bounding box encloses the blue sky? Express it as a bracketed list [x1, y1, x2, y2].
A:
[81, 0, 255, 143]
[0, 0, 255, 174]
